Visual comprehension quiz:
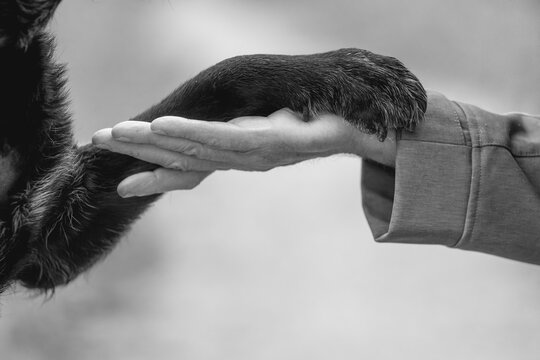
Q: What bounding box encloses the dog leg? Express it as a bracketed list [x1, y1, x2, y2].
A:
[138, 49, 427, 140]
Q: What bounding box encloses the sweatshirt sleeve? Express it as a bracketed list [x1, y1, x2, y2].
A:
[361, 91, 540, 265]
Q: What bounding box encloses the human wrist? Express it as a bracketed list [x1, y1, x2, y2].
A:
[347, 128, 397, 167]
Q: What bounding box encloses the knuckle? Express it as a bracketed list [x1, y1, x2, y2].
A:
[184, 144, 202, 157]
[151, 170, 163, 183]
[206, 138, 222, 148]
[168, 141, 207, 159]
[166, 158, 188, 170]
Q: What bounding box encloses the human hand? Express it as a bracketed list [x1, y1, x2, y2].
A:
[92, 108, 396, 197]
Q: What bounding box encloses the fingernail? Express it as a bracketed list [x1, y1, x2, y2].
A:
[118, 191, 134, 198]
[118, 185, 137, 197]
[118, 187, 149, 198]
[118, 174, 155, 198]
[119, 190, 155, 198]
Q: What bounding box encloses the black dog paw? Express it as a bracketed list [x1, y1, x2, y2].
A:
[311, 48, 427, 140]
[162, 48, 427, 141]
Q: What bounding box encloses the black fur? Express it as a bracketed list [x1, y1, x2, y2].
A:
[0, 0, 61, 48]
[0, 1, 426, 293]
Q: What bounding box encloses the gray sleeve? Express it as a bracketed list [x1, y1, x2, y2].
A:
[361, 91, 540, 265]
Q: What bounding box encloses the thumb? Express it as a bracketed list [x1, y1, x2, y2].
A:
[117, 168, 211, 197]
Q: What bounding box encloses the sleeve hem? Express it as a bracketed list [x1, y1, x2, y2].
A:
[362, 92, 473, 247]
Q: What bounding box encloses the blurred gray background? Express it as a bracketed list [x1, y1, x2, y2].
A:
[1, 0, 540, 359]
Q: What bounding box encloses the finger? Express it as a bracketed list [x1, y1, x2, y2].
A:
[111, 121, 153, 143]
[92, 128, 114, 145]
[151, 116, 269, 151]
[118, 169, 211, 197]
[111, 121, 251, 165]
[94, 131, 233, 171]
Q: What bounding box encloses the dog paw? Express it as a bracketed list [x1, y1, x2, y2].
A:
[318, 48, 427, 140]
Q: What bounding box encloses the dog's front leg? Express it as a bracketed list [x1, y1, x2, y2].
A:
[131, 49, 427, 141]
